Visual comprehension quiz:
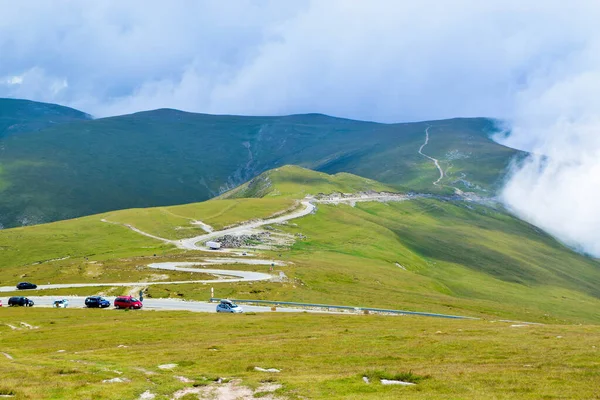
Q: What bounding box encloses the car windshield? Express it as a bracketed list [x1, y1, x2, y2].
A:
[131, 298, 139, 302]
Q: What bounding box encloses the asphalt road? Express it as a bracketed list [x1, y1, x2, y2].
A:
[0, 296, 315, 314]
[0, 263, 273, 293]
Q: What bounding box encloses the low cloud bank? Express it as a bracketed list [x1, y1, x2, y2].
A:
[500, 68, 600, 256]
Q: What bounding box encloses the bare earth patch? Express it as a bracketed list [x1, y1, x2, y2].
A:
[171, 379, 283, 400]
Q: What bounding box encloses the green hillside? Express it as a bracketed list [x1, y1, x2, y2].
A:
[2, 166, 600, 398]
[220, 165, 395, 199]
[0, 101, 520, 228]
[2, 167, 599, 324]
[0, 98, 90, 137]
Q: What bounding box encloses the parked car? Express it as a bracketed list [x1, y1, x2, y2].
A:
[8, 296, 34, 307]
[16, 282, 37, 290]
[114, 296, 142, 309]
[216, 299, 243, 313]
[85, 296, 111, 308]
[53, 299, 69, 308]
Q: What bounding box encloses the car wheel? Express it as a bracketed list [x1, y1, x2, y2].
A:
[115, 305, 120, 309]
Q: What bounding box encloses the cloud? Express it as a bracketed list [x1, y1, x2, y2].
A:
[0, 0, 580, 121]
[2, 0, 600, 255]
[499, 44, 600, 256]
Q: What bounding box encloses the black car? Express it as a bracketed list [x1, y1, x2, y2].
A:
[8, 296, 34, 307]
[85, 296, 111, 308]
[16, 282, 37, 290]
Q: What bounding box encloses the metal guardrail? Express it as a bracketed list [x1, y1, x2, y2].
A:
[210, 298, 479, 320]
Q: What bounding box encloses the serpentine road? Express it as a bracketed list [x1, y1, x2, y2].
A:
[418, 126, 445, 186]
[0, 202, 319, 313]
[0, 197, 483, 319]
[0, 263, 273, 293]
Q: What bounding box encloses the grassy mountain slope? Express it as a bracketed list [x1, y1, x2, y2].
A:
[2, 167, 599, 324]
[0, 98, 90, 137]
[220, 165, 394, 199]
[0, 102, 520, 228]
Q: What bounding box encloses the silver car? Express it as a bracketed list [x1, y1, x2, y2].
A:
[216, 299, 243, 313]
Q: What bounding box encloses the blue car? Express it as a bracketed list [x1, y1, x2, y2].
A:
[85, 296, 111, 308]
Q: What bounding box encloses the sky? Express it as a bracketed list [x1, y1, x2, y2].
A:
[1, 0, 600, 256]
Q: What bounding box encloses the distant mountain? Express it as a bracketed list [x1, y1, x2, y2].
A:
[0, 100, 522, 228]
[0, 98, 91, 137]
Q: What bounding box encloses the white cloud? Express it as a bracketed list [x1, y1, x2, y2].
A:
[4, 75, 23, 85]
[2, 0, 600, 255]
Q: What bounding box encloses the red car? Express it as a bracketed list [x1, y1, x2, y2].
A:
[114, 296, 143, 309]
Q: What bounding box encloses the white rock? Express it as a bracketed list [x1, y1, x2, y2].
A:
[138, 390, 156, 400]
[254, 366, 280, 373]
[174, 376, 194, 383]
[158, 363, 178, 370]
[102, 377, 130, 383]
[380, 379, 415, 386]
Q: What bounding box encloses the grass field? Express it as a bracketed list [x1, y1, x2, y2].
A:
[2, 167, 600, 325]
[1, 309, 599, 399]
[2, 167, 600, 398]
[103, 197, 296, 240]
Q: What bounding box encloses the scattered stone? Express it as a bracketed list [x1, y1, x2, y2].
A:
[395, 262, 407, 270]
[171, 379, 283, 400]
[102, 377, 130, 383]
[138, 390, 156, 400]
[362, 376, 370, 384]
[380, 379, 415, 386]
[216, 232, 272, 248]
[117, 345, 129, 348]
[2, 352, 13, 360]
[20, 322, 38, 329]
[6, 324, 19, 330]
[254, 367, 280, 373]
[556, 336, 563, 339]
[511, 324, 528, 328]
[158, 363, 178, 370]
[56, 350, 66, 353]
[174, 375, 194, 383]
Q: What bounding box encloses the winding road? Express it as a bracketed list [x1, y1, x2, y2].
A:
[102, 200, 316, 251]
[9, 296, 309, 314]
[418, 126, 445, 186]
[0, 195, 482, 319]
[0, 202, 319, 312]
[0, 263, 273, 293]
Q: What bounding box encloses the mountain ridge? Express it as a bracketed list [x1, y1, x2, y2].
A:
[0, 98, 522, 229]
